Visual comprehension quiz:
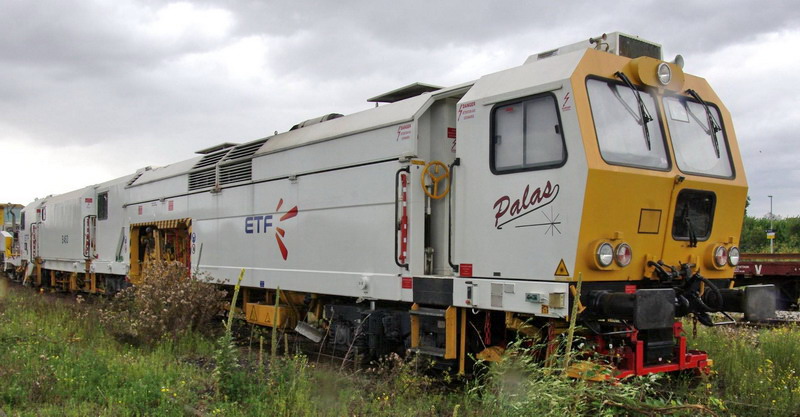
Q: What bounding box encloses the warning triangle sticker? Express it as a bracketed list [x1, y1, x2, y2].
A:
[554, 259, 570, 277]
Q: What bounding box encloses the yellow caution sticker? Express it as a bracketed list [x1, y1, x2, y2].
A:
[554, 259, 570, 277]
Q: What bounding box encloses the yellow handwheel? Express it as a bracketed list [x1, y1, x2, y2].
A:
[420, 161, 450, 199]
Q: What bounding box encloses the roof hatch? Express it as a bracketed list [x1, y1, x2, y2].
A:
[195, 142, 238, 155]
[367, 82, 443, 104]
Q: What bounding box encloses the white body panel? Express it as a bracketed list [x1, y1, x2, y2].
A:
[192, 160, 400, 299]
[92, 174, 137, 276]
[36, 187, 95, 272]
[454, 51, 587, 282]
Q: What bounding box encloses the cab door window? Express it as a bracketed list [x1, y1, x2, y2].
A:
[491, 94, 566, 174]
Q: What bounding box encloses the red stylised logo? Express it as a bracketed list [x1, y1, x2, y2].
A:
[457, 101, 476, 121]
[493, 181, 559, 229]
[396, 123, 412, 141]
[561, 92, 572, 111]
[274, 198, 298, 260]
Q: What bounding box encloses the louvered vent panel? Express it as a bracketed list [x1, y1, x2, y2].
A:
[222, 139, 267, 162]
[188, 169, 216, 191]
[126, 171, 144, 186]
[193, 149, 230, 169]
[219, 161, 252, 185]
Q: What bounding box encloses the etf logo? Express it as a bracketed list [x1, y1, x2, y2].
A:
[244, 198, 298, 260]
[244, 215, 273, 233]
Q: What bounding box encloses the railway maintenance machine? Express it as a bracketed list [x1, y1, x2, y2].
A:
[10, 32, 776, 378]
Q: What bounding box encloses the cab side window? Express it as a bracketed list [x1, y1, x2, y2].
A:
[98, 192, 109, 220]
[491, 94, 566, 174]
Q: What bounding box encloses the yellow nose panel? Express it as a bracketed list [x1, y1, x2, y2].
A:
[638, 209, 662, 234]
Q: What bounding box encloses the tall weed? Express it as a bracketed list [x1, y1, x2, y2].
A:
[213, 269, 244, 400]
[99, 260, 227, 345]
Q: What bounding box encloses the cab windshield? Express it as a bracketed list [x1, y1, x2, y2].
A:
[586, 78, 669, 170]
[663, 96, 733, 178]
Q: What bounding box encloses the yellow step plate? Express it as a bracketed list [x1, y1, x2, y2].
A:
[244, 303, 296, 328]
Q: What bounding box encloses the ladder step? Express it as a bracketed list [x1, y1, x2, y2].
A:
[409, 307, 447, 318]
[409, 346, 446, 358]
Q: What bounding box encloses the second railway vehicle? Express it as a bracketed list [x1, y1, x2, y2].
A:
[10, 32, 776, 378]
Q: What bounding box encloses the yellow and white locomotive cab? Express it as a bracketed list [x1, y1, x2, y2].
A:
[448, 33, 773, 376]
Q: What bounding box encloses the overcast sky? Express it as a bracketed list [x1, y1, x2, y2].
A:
[2, 0, 798, 218]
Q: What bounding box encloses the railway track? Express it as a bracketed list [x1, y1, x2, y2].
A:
[725, 310, 800, 328]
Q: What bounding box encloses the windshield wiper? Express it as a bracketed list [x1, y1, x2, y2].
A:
[615, 71, 653, 150]
[685, 89, 722, 159]
[680, 203, 698, 248]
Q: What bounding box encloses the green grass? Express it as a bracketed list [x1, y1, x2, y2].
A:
[2, 282, 798, 416]
[688, 323, 800, 416]
[0, 290, 218, 416]
[0, 286, 465, 416]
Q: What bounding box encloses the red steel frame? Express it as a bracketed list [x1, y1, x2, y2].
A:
[594, 322, 710, 378]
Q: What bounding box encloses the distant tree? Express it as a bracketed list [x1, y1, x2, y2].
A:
[740, 215, 769, 253]
[776, 217, 800, 252]
[739, 196, 800, 253]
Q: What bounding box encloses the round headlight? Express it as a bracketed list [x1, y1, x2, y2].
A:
[615, 243, 632, 267]
[713, 246, 728, 267]
[728, 246, 740, 266]
[657, 63, 671, 85]
[597, 243, 614, 267]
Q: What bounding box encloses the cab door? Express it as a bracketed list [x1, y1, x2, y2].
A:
[453, 86, 584, 281]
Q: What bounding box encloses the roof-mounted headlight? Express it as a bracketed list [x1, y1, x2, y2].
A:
[657, 62, 671, 85]
[597, 242, 614, 267]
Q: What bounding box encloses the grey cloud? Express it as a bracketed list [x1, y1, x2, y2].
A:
[2, 0, 799, 214]
[0, 1, 233, 71]
[214, 0, 800, 58]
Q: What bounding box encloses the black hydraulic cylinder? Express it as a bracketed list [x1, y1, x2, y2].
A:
[588, 289, 675, 330]
[589, 291, 635, 319]
[713, 285, 777, 321]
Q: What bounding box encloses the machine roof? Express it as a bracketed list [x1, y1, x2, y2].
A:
[256, 82, 472, 157]
[127, 158, 201, 187]
[195, 142, 239, 155]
